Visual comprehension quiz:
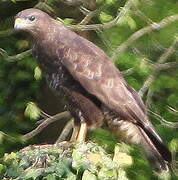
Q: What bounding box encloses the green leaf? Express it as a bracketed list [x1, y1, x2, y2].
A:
[34, 66, 42, 80]
[117, 169, 129, 180]
[3, 152, 17, 162]
[0, 164, 5, 176]
[72, 148, 90, 171]
[169, 138, 178, 152]
[21, 168, 42, 180]
[99, 11, 114, 23]
[63, 18, 75, 25]
[132, 0, 140, 6]
[15, 71, 31, 80]
[156, 171, 171, 180]
[98, 168, 118, 180]
[66, 173, 77, 180]
[167, 94, 178, 107]
[82, 170, 97, 180]
[57, 17, 75, 25]
[16, 40, 29, 50]
[105, 0, 115, 5]
[44, 174, 58, 180]
[0, 131, 4, 144]
[119, 16, 137, 30]
[89, 128, 117, 153]
[10, 0, 16, 3]
[127, 16, 137, 30]
[138, 60, 152, 76]
[24, 102, 40, 120]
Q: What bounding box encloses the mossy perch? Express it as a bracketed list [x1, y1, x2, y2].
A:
[0, 141, 131, 180]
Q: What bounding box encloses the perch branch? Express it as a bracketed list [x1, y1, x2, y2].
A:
[23, 111, 71, 139]
[55, 118, 74, 143]
[112, 14, 178, 59]
[139, 39, 178, 97]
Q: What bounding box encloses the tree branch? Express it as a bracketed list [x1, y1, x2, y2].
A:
[55, 118, 74, 143]
[139, 39, 178, 98]
[133, 8, 154, 24]
[121, 67, 135, 76]
[23, 111, 71, 140]
[152, 62, 178, 71]
[111, 14, 178, 59]
[145, 87, 154, 109]
[149, 110, 178, 128]
[79, 5, 105, 25]
[0, 49, 32, 62]
[0, 29, 15, 38]
[121, 61, 178, 77]
[68, 0, 133, 31]
[168, 106, 178, 114]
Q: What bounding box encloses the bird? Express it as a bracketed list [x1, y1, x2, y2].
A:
[14, 8, 172, 172]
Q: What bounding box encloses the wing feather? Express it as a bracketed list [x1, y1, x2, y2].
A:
[59, 29, 150, 128]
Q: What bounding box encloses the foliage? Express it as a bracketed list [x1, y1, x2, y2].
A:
[0, 0, 178, 179]
[24, 102, 40, 120]
[1, 140, 175, 179]
[0, 142, 130, 180]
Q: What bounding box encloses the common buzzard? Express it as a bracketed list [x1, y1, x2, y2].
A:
[14, 8, 172, 172]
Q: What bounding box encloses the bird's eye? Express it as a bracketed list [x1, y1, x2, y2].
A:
[28, 15, 35, 21]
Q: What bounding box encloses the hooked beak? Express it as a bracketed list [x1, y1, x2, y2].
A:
[14, 18, 27, 30]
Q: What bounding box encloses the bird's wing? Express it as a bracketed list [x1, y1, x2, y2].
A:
[59, 33, 151, 128]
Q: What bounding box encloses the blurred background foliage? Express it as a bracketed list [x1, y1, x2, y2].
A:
[0, 0, 178, 179]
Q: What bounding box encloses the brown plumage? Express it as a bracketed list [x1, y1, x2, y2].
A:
[14, 8, 172, 172]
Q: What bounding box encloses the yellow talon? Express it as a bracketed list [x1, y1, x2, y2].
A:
[77, 122, 88, 143]
[70, 125, 80, 141]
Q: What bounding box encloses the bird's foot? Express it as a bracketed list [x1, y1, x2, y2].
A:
[70, 125, 80, 141]
[77, 122, 88, 143]
[70, 122, 88, 143]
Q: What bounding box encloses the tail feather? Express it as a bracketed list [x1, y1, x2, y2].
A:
[108, 120, 172, 172]
[140, 123, 172, 164]
[138, 126, 170, 172]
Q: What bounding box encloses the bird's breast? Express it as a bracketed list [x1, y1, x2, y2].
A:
[32, 43, 72, 90]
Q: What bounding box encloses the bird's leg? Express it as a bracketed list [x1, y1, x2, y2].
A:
[70, 125, 80, 141]
[77, 122, 88, 143]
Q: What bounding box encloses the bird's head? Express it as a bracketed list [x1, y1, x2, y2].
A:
[14, 8, 52, 35]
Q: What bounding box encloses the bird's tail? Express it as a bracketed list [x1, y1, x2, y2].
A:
[108, 120, 172, 172]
